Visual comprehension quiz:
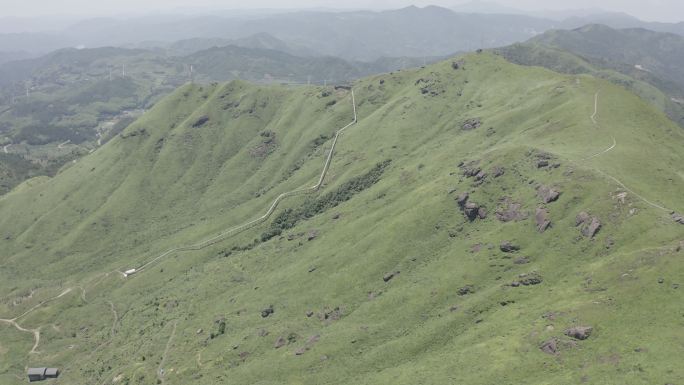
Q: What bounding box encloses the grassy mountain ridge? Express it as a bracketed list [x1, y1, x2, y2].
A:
[0, 53, 683, 384]
[0, 39, 427, 195]
[497, 27, 684, 127]
[0, 38, 428, 146]
[532, 24, 684, 93]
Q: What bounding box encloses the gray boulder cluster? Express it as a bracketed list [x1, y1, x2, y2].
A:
[540, 326, 593, 355]
[672, 212, 684, 225]
[462, 118, 482, 131]
[535, 208, 551, 233]
[495, 198, 528, 222]
[456, 192, 487, 221]
[576, 212, 602, 238]
[537, 185, 560, 204]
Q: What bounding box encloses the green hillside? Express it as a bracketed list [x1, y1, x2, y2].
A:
[497, 25, 684, 127]
[0, 42, 428, 195]
[531, 24, 684, 92]
[0, 52, 683, 385]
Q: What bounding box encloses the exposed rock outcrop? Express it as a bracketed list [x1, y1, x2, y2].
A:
[274, 336, 287, 349]
[462, 118, 481, 130]
[495, 198, 528, 222]
[460, 161, 481, 178]
[576, 212, 601, 238]
[458, 285, 474, 296]
[456, 192, 469, 208]
[318, 306, 344, 322]
[576, 212, 591, 226]
[672, 212, 684, 225]
[510, 272, 543, 287]
[464, 202, 481, 221]
[261, 305, 274, 318]
[535, 207, 551, 233]
[565, 326, 593, 340]
[540, 339, 558, 355]
[513, 257, 530, 265]
[500, 241, 520, 253]
[383, 271, 399, 282]
[537, 185, 561, 204]
[192, 115, 210, 128]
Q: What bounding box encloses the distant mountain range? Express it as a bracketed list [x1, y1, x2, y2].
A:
[498, 24, 684, 127]
[0, 33, 430, 150]
[1, 6, 681, 61]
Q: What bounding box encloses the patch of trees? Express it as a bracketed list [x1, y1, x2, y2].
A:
[192, 115, 210, 128]
[260, 160, 391, 242]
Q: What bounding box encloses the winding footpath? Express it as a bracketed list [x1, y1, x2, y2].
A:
[0, 288, 73, 354]
[0, 318, 41, 354]
[582, 91, 671, 213]
[583, 92, 617, 160]
[0, 88, 359, 365]
[0, 271, 119, 358]
[157, 321, 177, 385]
[131, 89, 358, 274]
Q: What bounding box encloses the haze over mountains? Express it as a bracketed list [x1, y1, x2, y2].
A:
[2, 50, 684, 385]
[2, 4, 684, 195]
[0, 3, 683, 384]
[2, 5, 684, 59]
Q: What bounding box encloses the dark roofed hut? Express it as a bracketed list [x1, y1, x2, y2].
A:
[27, 367, 59, 382]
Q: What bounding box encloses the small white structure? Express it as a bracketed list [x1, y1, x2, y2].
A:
[634, 64, 651, 73]
[123, 269, 137, 278]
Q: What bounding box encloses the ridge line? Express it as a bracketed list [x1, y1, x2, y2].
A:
[129, 89, 358, 275]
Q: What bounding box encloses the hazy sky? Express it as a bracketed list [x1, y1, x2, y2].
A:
[1, 0, 682, 22]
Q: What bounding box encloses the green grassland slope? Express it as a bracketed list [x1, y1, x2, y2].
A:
[498, 24, 684, 127]
[0, 52, 683, 385]
[0, 41, 427, 196]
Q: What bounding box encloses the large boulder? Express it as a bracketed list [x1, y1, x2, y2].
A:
[500, 241, 520, 253]
[537, 160, 549, 168]
[537, 185, 561, 204]
[458, 285, 474, 296]
[462, 118, 481, 130]
[456, 192, 469, 208]
[672, 212, 684, 225]
[383, 271, 399, 282]
[582, 218, 602, 238]
[495, 198, 529, 222]
[274, 336, 287, 349]
[540, 339, 558, 355]
[575, 212, 591, 226]
[192, 115, 210, 128]
[512, 272, 543, 286]
[460, 161, 482, 178]
[261, 305, 274, 318]
[463, 167, 481, 178]
[535, 207, 551, 233]
[565, 326, 593, 340]
[464, 202, 481, 221]
[576, 212, 601, 238]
